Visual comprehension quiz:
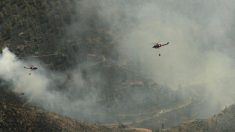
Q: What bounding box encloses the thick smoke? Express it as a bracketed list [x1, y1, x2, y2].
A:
[0, 48, 49, 97]
[76, 0, 235, 115]
[0, 0, 235, 127]
[0, 48, 106, 121]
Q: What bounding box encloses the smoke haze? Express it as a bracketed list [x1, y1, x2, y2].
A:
[91, 0, 235, 112]
[0, 0, 235, 127]
[73, 0, 235, 118]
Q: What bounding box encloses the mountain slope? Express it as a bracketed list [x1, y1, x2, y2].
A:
[0, 87, 152, 132]
[162, 104, 235, 132]
[3, 0, 234, 131]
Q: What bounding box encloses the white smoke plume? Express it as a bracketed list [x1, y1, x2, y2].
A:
[0, 47, 105, 121]
[0, 48, 49, 97]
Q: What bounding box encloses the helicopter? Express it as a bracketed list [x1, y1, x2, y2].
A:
[24, 65, 38, 70]
[152, 42, 170, 49]
[24, 65, 38, 75]
[152, 42, 170, 56]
